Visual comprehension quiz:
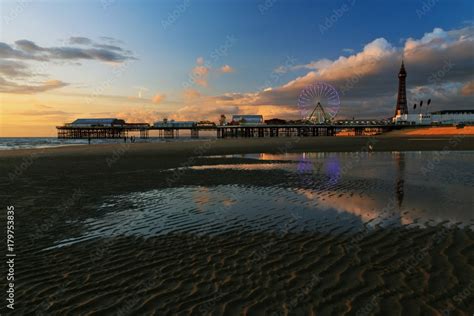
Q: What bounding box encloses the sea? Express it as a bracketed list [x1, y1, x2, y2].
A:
[0, 137, 216, 150]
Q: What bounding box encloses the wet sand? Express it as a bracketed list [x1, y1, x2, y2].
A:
[1, 136, 473, 315]
[1, 135, 474, 160]
[384, 126, 474, 136]
[12, 228, 474, 315]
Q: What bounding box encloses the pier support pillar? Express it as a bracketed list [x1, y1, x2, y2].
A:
[164, 129, 174, 138]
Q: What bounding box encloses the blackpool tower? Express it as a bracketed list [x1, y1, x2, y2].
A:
[395, 61, 408, 116]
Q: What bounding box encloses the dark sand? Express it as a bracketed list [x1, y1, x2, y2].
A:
[1, 136, 473, 315]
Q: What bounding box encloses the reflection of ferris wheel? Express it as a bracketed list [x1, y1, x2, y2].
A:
[297, 82, 340, 124]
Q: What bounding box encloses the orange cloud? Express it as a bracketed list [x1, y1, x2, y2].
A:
[183, 88, 201, 101]
[220, 64, 234, 73]
[152, 93, 166, 104]
[461, 80, 474, 96]
[115, 108, 165, 124]
[192, 57, 210, 87]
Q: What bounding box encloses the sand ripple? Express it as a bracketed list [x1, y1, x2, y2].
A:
[5, 151, 473, 315]
[10, 227, 473, 315]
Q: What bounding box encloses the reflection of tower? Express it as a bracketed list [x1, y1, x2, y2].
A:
[395, 61, 408, 116]
[395, 152, 405, 208]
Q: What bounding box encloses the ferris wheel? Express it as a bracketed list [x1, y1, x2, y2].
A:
[297, 82, 340, 124]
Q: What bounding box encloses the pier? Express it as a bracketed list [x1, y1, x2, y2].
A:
[57, 119, 150, 139]
[215, 124, 391, 138]
[57, 121, 395, 139]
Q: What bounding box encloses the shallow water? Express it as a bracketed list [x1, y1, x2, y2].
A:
[47, 151, 474, 249]
[0, 136, 215, 150]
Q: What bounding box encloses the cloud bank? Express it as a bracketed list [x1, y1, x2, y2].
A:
[1, 38, 135, 63]
[0, 78, 68, 94]
[0, 36, 135, 94]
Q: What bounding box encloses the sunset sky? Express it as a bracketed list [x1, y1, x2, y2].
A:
[1, 0, 473, 136]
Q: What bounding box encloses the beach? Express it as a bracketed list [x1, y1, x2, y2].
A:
[1, 135, 474, 315]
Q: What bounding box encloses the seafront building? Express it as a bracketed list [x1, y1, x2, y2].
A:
[393, 110, 474, 125]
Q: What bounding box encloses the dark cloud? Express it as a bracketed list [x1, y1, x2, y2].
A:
[46, 46, 133, 62]
[14, 40, 44, 52]
[93, 44, 123, 51]
[0, 36, 135, 94]
[0, 38, 135, 63]
[99, 36, 123, 44]
[0, 42, 38, 60]
[0, 60, 30, 78]
[0, 77, 68, 94]
[81, 48, 131, 62]
[69, 37, 93, 45]
[69, 37, 124, 53]
[47, 46, 91, 60]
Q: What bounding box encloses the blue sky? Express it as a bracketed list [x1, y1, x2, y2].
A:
[1, 0, 473, 135]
